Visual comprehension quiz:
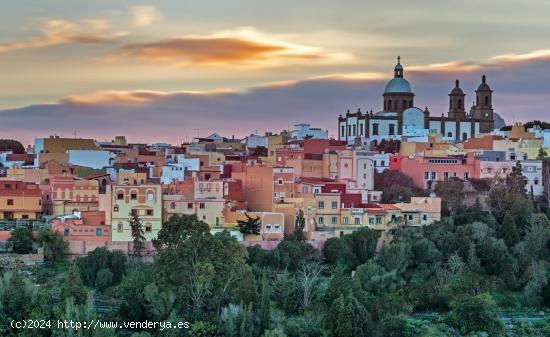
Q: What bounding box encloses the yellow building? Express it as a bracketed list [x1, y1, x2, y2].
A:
[0, 181, 42, 220]
[47, 176, 100, 216]
[116, 171, 148, 185]
[35, 136, 98, 153]
[111, 184, 162, 241]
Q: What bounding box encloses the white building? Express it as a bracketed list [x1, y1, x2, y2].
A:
[338, 58, 494, 145]
[160, 155, 200, 184]
[67, 150, 116, 169]
[290, 123, 328, 140]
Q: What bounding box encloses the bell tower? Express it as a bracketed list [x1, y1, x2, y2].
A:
[472, 75, 494, 132]
[448, 79, 466, 120]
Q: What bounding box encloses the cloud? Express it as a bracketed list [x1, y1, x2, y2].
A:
[0, 18, 126, 54]
[2, 48, 550, 145]
[491, 49, 550, 63]
[131, 6, 163, 27]
[111, 27, 353, 67]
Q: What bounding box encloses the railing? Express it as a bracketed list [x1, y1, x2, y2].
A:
[0, 219, 50, 230]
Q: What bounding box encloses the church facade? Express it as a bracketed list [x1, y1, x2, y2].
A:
[338, 57, 495, 145]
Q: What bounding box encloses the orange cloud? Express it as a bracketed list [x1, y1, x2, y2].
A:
[491, 49, 550, 63]
[0, 18, 126, 54]
[63, 88, 237, 105]
[111, 27, 353, 67]
[408, 61, 482, 73]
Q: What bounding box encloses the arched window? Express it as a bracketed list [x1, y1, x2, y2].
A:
[372, 123, 379, 136]
[402, 100, 407, 109]
[476, 96, 479, 105]
[409, 100, 413, 107]
[458, 99, 462, 109]
[450, 100, 453, 109]
[388, 100, 392, 110]
[485, 96, 489, 106]
[384, 101, 387, 110]
[341, 125, 345, 137]
[462, 132, 467, 141]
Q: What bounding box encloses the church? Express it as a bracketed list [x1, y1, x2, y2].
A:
[338, 57, 495, 145]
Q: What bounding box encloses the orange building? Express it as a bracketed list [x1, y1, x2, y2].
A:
[0, 180, 42, 220]
[45, 175, 100, 216]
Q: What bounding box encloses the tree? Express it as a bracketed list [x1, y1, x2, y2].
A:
[326, 292, 371, 337]
[0, 139, 25, 154]
[297, 262, 324, 309]
[501, 211, 519, 248]
[9, 227, 34, 254]
[236, 213, 261, 236]
[61, 264, 87, 305]
[538, 147, 548, 160]
[152, 215, 256, 315]
[95, 268, 114, 291]
[434, 178, 465, 215]
[259, 270, 271, 333]
[506, 161, 528, 195]
[129, 212, 146, 261]
[447, 294, 504, 336]
[293, 209, 306, 241]
[76, 247, 127, 288]
[38, 229, 68, 262]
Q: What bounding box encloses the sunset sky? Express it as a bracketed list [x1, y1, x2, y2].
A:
[1, 0, 549, 145]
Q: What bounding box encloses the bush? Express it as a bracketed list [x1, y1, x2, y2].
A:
[95, 268, 114, 291]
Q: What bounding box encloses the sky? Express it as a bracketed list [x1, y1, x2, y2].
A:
[1, 0, 549, 145]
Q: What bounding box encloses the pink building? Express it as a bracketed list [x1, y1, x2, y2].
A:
[390, 154, 479, 189]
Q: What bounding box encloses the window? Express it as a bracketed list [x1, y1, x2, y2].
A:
[318, 217, 324, 224]
[458, 99, 462, 109]
[372, 123, 379, 136]
[278, 179, 283, 185]
[199, 203, 205, 209]
[464, 172, 470, 180]
[354, 217, 361, 225]
[447, 132, 452, 138]
[444, 172, 449, 180]
[389, 124, 395, 136]
[535, 179, 539, 185]
[408, 215, 413, 220]
[96, 228, 102, 236]
[462, 132, 467, 141]
[117, 192, 124, 200]
[117, 223, 123, 232]
[147, 193, 154, 201]
[369, 217, 374, 225]
[430, 172, 436, 180]
[388, 100, 392, 110]
[131, 193, 137, 200]
[318, 201, 324, 209]
[131, 209, 138, 216]
[485, 96, 489, 106]
[22, 214, 29, 219]
[187, 203, 193, 209]
[7, 199, 14, 206]
[331, 201, 338, 209]
[341, 125, 345, 137]
[113, 205, 119, 212]
[424, 172, 429, 180]
[146, 209, 153, 216]
[343, 217, 349, 224]
[145, 224, 152, 233]
[170, 202, 176, 209]
[331, 217, 338, 224]
[360, 124, 364, 136]
[422, 214, 428, 221]
[376, 217, 382, 225]
[381, 160, 385, 167]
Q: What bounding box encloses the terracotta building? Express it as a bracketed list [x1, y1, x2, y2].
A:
[0, 180, 42, 220]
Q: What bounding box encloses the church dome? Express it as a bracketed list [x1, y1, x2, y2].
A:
[450, 79, 464, 95]
[384, 56, 412, 94]
[384, 77, 412, 93]
[477, 75, 491, 91]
